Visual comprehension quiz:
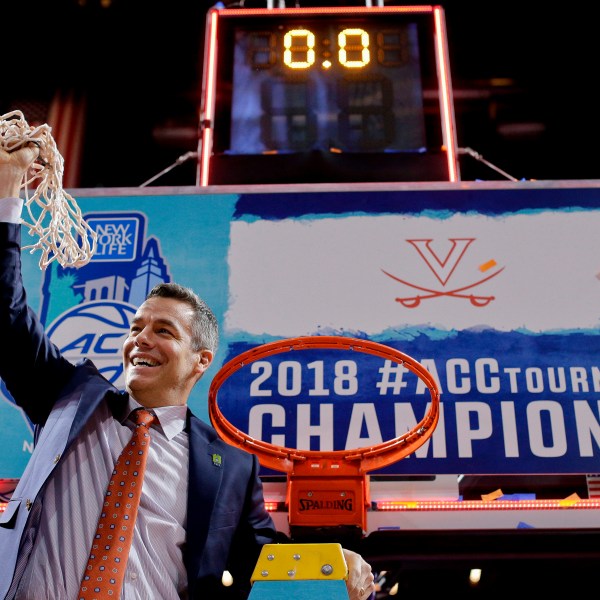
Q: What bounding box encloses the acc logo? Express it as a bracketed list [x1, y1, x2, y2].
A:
[46, 301, 137, 387]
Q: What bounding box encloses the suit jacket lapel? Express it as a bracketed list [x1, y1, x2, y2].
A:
[69, 361, 124, 440]
[186, 412, 223, 581]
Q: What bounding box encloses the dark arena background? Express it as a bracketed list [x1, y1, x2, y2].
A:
[2, 1, 600, 598]
[2, 0, 597, 188]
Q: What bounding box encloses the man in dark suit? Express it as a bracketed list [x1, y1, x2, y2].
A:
[0, 145, 375, 599]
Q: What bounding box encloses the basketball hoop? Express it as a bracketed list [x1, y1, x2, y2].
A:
[0, 110, 97, 269]
[209, 335, 440, 533]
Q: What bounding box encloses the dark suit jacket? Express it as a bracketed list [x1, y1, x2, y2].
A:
[0, 222, 276, 599]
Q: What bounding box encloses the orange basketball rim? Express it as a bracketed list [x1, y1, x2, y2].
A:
[209, 335, 440, 533]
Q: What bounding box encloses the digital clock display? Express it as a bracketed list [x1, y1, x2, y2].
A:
[198, 6, 459, 185]
[230, 20, 425, 154]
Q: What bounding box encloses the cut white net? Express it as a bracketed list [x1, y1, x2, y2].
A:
[0, 110, 97, 269]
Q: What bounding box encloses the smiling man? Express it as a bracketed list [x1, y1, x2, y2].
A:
[0, 145, 375, 600]
[123, 291, 216, 409]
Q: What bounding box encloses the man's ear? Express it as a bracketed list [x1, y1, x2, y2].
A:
[195, 349, 214, 377]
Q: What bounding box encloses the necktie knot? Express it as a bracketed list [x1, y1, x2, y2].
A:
[133, 408, 156, 429]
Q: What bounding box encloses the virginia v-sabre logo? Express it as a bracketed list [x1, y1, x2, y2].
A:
[382, 237, 505, 307]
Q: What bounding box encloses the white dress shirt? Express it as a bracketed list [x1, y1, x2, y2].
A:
[14, 399, 190, 600]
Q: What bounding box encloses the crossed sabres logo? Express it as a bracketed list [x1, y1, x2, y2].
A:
[382, 237, 505, 308]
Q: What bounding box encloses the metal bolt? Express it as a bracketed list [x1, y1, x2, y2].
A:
[321, 564, 334, 576]
[293, 554, 301, 561]
[261, 570, 269, 577]
[267, 554, 275, 561]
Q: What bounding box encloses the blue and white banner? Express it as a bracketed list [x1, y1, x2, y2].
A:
[1, 185, 599, 477]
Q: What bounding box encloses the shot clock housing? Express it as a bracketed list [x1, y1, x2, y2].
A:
[197, 5, 459, 185]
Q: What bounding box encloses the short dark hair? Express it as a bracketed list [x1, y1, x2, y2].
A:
[146, 283, 219, 354]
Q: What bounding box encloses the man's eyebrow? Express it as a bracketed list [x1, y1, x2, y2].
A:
[154, 318, 179, 329]
[130, 316, 179, 329]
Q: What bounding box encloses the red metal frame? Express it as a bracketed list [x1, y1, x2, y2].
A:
[197, 5, 460, 186]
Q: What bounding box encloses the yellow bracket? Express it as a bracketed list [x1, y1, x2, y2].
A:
[251, 543, 348, 583]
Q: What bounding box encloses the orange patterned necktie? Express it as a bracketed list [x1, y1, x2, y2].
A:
[79, 408, 156, 599]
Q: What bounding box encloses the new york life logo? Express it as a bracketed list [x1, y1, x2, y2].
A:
[382, 237, 505, 307]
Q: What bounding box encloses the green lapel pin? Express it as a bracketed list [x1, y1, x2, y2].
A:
[212, 453, 222, 467]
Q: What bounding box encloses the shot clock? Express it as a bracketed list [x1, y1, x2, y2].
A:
[198, 5, 459, 185]
[231, 21, 423, 153]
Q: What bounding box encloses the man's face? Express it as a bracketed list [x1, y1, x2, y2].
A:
[122, 296, 213, 408]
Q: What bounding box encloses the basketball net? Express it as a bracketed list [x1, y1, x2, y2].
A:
[0, 110, 97, 269]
